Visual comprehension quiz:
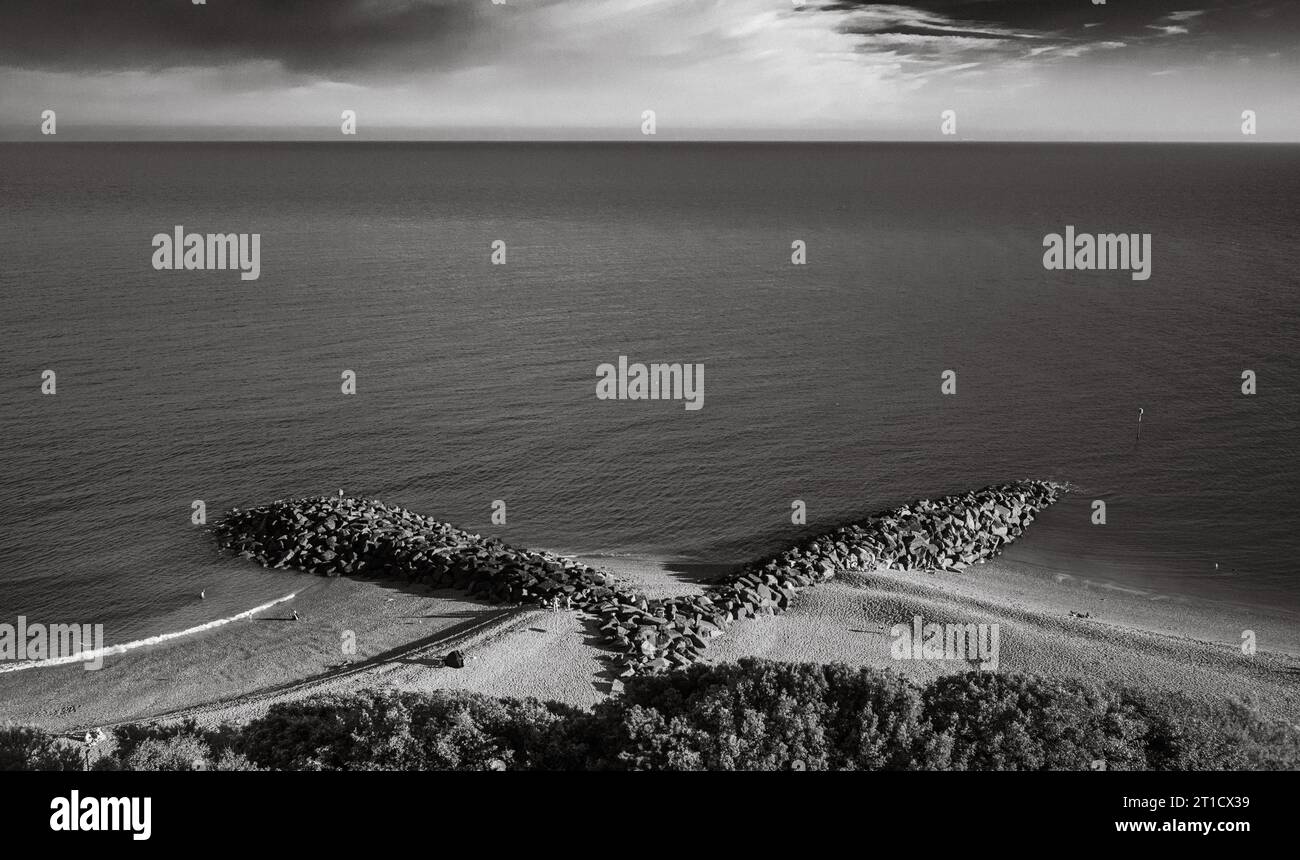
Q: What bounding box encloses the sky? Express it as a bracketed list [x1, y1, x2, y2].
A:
[1, 0, 1295, 140]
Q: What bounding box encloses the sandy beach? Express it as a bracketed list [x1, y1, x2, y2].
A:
[2, 548, 1297, 733]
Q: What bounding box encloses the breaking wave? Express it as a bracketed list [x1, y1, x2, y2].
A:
[0, 592, 297, 674]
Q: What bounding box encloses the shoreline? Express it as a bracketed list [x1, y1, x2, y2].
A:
[2, 547, 1297, 732]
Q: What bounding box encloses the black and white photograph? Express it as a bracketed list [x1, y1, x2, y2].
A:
[0, 0, 1296, 842]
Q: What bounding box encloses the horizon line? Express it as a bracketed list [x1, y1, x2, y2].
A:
[3, 138, 1294, 145]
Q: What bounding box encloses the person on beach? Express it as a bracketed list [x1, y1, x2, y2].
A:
[292, 609, 302, 621]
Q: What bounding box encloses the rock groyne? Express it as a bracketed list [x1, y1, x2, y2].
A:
[214, 481, 1063, 675]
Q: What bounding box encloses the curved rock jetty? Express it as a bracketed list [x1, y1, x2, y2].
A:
[213, 496, 624, 606]
[592, 479, 1063, 674]
[214, 481, 1063, 676]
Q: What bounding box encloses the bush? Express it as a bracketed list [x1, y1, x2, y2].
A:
[920, 672, 1149, 770]
[120, 735, 212, 771]
[584, 662, 1299, 771]
[579, 659, 932, 770]
[239, 690, 578, 771]
[1122, 690, 1300, 771]
[9, 660, 1297, 771]
[108, 718, 240, 771]
[0, 725, 83, 771]
[920, 673, 1300, 771]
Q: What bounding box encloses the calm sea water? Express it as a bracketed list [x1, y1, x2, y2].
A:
[1, 142, 1298, 643]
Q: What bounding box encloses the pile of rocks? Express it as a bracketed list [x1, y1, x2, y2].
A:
[214, 481, 1062, 676]
[737, 479, 1063, 578]
[213, 495, 631, 606]
[593, 479, 1062, 674]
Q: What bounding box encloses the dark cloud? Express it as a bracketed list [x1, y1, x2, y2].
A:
[0, 0, 485, 74]
[833, 0, 1242, 29]
[841, 23, 1024, 41]
[1, 0, 1294, 80]
[830, 0, 1298, 45]
[824, 0, 1299, 74]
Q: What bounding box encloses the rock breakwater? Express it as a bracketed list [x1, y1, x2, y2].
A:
[214, 481, 1063, 675]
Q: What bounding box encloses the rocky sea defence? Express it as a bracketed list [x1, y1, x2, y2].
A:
[213, 481, 1064, 677]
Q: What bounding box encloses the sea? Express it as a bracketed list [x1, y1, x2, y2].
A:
[2, 142, 1298, 646]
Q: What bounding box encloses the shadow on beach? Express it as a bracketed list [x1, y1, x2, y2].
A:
[660, 561, 734, 588]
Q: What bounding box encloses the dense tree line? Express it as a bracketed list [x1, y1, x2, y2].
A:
[5, 660, 1297, 771]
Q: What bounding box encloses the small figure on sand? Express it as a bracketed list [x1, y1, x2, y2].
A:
[200, 589, 206, 599]
[292, 609, 302, 622]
